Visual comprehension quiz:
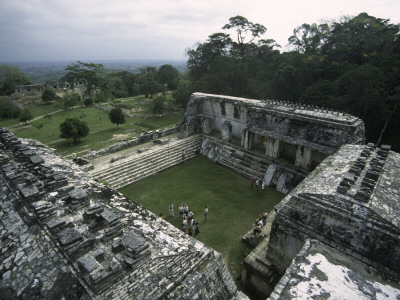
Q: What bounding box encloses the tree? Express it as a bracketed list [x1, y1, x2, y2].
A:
[19, 109, 33, 125]
[173, 78, 193, 108]
[151, 95, 166, 115]
[59, 118, 89, 143]
[63, 61, 107, 97]
[84, 98, 93, 107]
[42, 88, 57, 103]
[0, 65, 31, 95]
[157, 64, 180, 90]
[109, 107, 125, 128]
[0, 96, 21, 118]
[62, 93, 80, 109]
[288, 23, 330, 55]
[222, 15, 267, 59]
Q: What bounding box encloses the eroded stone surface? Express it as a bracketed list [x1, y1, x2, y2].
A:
[0, 128, 242, 299]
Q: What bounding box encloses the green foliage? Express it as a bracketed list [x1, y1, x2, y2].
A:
[0, 96, 21, 119]
[157, 64, 179, 89]
[151, 95, 166, 115]
[59, 117, 89, 143]
[84, 98, 93, 107]
[109, 107, 126, 128]
[63, 61, 106, 97]
[19, 109, 33, 125]
[0, 65, 31, 95]
[173, 78, 193, 108]
[186, 13, 400, 150]
[62, 93, 81, 109]
[41, 88, 57, 103]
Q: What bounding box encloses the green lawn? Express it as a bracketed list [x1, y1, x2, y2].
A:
[119, 155, 284, 284]
[9, 106, 183, 157]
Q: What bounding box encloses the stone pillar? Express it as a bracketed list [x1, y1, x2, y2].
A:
[241, 129, 254, 150]
[221, 120, 232, 141]
[202, 117, 213, 134]
[265, 137, 280, 158]
[295, 146, 312, 170]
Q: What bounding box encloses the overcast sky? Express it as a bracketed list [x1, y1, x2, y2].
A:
[1, 0, 399, 63]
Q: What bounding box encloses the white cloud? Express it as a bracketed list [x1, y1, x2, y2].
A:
[1, 0, 399, 61]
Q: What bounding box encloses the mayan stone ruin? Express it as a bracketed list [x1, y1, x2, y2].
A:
[1, 92, 400, 299]
[0, 128, 244, 299]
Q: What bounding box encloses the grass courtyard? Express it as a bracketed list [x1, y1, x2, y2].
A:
[2, 98, 183, 158]
[119, 155, 285, 284]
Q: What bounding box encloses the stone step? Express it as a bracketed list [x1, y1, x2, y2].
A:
[111, 150, 198, 189]
[97, 146, 197, 184]
[91, 135, 203, 189]
[91, 136, 202, 178]
[92, 141, 201, 183]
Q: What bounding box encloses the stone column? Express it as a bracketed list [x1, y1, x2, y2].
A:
[221, 120, 232, 141]
[295, 145, 312, 170]
[265, 137, 280, 158]
[241, 129, 254, 150]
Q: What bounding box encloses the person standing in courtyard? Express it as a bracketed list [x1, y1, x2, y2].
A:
[182, 149, 186, 162]
[261, 180, 265, 192]
[178, 204, 184, 218]
[256, 179, 260, 191]
[183, 203, 189, 216]
[204, 206, 208, 223]
[169, 202, 174, 217]
[194, 222, 200, 238]
[250, 176, 255, 189]
[91, 149, 96, 159]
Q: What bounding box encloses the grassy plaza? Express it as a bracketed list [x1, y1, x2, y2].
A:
[119, 155, 285, 283]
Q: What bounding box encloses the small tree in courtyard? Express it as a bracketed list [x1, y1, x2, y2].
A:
[19, 108, 33, 125]
[59, 117, 89, 143]
[151, 95, 166, 115]
[109, 107, 125, 128]
[42, 88, 57, 103]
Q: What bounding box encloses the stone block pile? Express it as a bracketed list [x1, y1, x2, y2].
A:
[0, 128, 244, 299]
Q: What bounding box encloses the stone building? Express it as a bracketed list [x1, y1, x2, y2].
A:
[181, 93, 365, 171]
[14, 84, 43, 94]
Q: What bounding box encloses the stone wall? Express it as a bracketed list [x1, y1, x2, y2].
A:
[181, 93, 365, 173]
[0, 128, 244, 299]
[242, 143, 400, 298]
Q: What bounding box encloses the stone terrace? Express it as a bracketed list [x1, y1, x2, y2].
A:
[90, 134, 203, 189]
[0, 128, 246, 299]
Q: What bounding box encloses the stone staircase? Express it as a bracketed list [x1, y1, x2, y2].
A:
[201, 136, 308, 194]
[90, 135, 203, 189]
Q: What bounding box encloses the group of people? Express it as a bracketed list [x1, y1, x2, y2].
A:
[250, 176, 266, 191]
[253, 210, 268, 235]
[167, 203, 208, 238]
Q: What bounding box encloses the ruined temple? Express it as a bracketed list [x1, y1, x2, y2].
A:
[1, 92, 399, 299]
[0, 128, 245, 299]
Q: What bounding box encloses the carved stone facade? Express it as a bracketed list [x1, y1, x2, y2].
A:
[242, 144, 400, 298]
[181, 93, 365, 195]
[181, 92, 365, 172]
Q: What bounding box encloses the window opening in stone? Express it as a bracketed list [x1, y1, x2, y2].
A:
[234, 106, 239, 118]
[220, 102, 226, 116]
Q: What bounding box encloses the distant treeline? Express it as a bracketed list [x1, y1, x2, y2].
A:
[186, 13, 400, 151]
